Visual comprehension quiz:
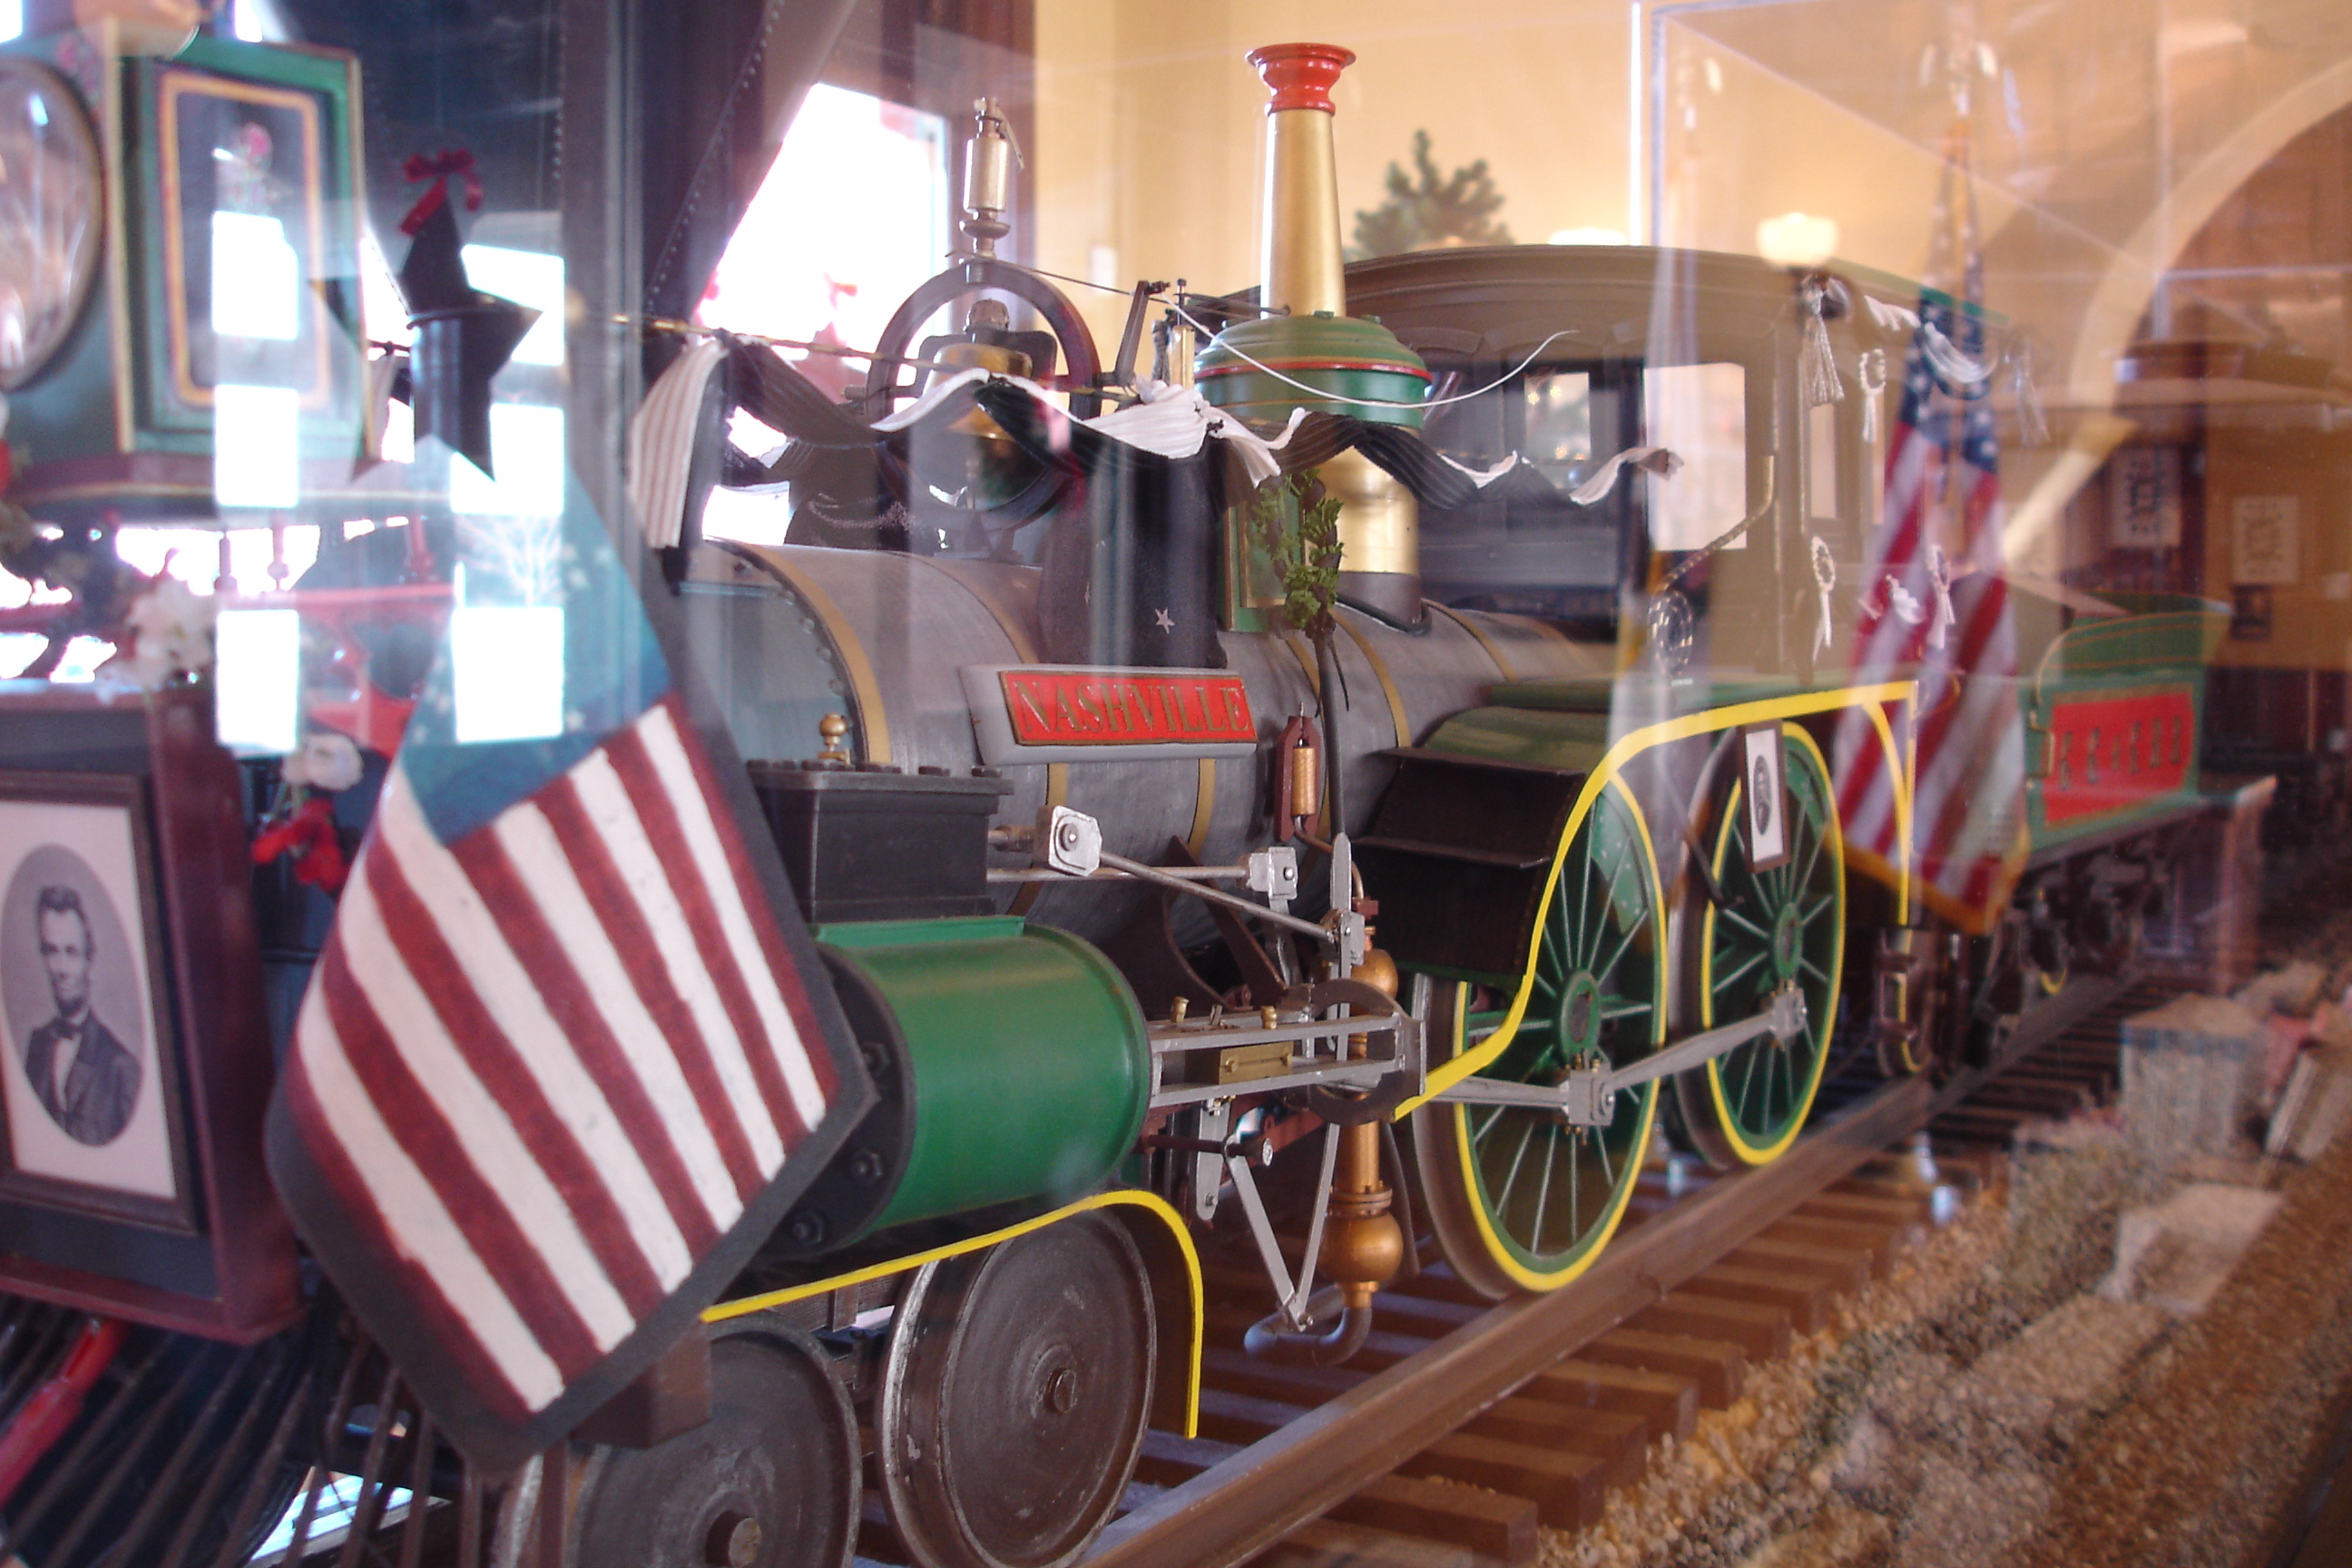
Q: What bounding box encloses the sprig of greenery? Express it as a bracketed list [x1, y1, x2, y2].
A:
[1249, 471, 1344, 642]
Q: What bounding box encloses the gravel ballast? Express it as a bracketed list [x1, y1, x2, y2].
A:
[1535, 1113, 2352, 1567]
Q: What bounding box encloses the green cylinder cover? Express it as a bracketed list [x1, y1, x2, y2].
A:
[816, 916, 1149, 1234]
[1196, 310, 1430, 429]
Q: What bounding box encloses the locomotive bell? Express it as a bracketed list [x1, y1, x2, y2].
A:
[1196, 43, 1430, 626]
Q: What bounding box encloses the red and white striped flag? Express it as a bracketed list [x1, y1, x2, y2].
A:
[270, 493, 863, 1471]
[1835, 113, 2028, 929]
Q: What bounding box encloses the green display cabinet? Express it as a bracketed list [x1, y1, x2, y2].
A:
[0, 25, 368, 523]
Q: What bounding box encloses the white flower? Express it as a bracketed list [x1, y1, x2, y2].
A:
[281, 730, 364, 792]
[99, 576, 217, 691]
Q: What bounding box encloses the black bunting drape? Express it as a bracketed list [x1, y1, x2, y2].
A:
[703, 345, 1661, 542]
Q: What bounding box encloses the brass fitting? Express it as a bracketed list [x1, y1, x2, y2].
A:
[1318, 942, 1402, 1309]
[816, 713, 851, 764]
[1318, 1133, 1403, 1310]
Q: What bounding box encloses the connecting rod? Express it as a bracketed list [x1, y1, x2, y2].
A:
[1436, 985, 1808, 1128]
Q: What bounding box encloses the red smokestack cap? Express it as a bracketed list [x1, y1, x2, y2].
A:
[1247, 43, 1356, 114]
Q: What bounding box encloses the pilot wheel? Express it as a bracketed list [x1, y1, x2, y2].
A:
[568, 1317, 858, 1568]
[877, 1213, 1154, 1568]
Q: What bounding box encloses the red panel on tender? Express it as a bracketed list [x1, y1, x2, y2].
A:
[2039, 689, 2197, 826]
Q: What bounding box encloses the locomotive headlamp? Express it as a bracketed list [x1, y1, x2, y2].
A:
[0, 59, 103, 391]
[957, 96, 1019, 259]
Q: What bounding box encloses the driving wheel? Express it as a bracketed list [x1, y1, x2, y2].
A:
[878, 1212, 1155, 1568]
[1413, 775, 1666, 1298]
[569, 1318, 857, 1568]
[1673, 723, 1846, 1169]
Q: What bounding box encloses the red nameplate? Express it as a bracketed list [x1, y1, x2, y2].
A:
[999, 669, 1255, 747]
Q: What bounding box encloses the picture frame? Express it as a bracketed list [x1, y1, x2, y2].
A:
[155, 64, 338, 412]
[2230, 494, 2300, 587]
[1740, 721, 1792, 873]
[0, 769, 198, 1233]
[0, 684, 301, 1343]
[131, 36, 359, 444]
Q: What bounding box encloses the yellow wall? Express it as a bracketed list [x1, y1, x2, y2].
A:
[1035, 0, 1637, 351]
[2203, 428, 2352, 672]
[1033, 1, 2352, 421]
[1031, 2, 2014, 364]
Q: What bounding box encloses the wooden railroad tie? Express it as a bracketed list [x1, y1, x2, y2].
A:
[1330, 1473, 1540, 1563]
[1582, 1328, 1745, 1407]
[1404, 1431, 1609, 1531]
[1257, 1516, 1478, 1568]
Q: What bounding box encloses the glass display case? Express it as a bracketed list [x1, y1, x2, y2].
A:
[0, 2, 2348, 1565]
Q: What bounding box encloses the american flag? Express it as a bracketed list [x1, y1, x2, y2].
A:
[269, 482, 862, 1471]
[1835, 136, 2027, 929]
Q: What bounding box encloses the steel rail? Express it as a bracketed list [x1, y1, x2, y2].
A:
[1943, 971, 2131, 1109]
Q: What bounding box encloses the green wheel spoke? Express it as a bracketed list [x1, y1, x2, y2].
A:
[1567, 1120, 1581, 1210]
[1594, 918, 1641, 988]
[1797, 822, 1826, 887]
[1580, 846, 1618, 968]
[1492, 1117, 1537, 1212]
[1711, 948, 1769, 995]
[1528, 1129, 1556, 1245]
[1598, 848, 1632, 962]
[1581, 854, 1619, 971]
[1718, 905, 1774, 943]
[1558, 861, 1588, 971]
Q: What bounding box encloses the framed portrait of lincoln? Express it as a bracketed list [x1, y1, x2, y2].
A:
[0, 687, 299, 1342]
[0, 772, 196, 1232]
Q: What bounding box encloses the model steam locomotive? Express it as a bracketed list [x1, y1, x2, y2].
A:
[0, 25, 2222, 1568]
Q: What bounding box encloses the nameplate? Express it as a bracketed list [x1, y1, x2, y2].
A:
[960, 666, 1259, 764]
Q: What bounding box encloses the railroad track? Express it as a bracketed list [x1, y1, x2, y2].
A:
[918, 970, 2170, 1568]
[0, 970, 2171, 1568]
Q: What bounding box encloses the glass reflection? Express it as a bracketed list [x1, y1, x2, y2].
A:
[211, 383, 301, 509]
[449, 600, 564, 744]
[213, 605, 300, 752]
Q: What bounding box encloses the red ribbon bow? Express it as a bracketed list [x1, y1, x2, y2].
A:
[252, 795, 350, 895]
[398, 148, 485, 236]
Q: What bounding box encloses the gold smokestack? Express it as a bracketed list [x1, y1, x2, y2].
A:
[1197, 44, 1430, 627]
[1255, 43, 1351, 318]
